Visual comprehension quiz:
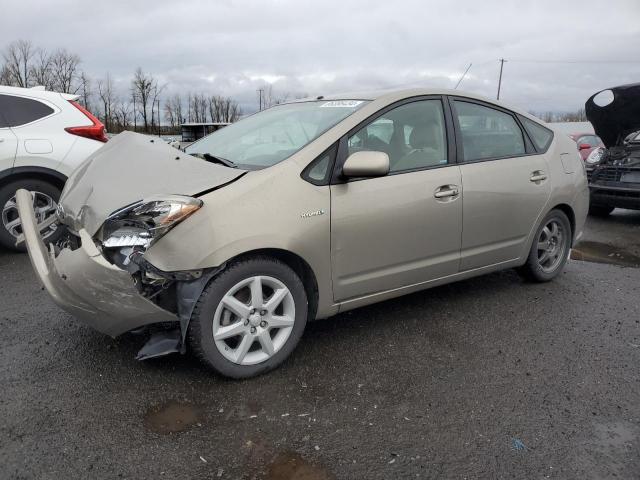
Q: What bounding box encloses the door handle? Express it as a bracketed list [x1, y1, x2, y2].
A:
[434, 185, 460, 199]
[530, 171, 547, 182]
[0, 138, 5, 143]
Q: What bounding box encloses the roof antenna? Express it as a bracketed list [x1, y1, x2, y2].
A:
[454, 63, 472, 90]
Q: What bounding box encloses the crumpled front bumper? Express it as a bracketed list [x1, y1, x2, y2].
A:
[16, 189, 177, 337]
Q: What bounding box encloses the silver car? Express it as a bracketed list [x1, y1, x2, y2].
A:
[17, 89, 589, 378]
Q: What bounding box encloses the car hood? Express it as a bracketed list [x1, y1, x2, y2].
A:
[585, 82, 640, 148]
[59, 131, 246, 235]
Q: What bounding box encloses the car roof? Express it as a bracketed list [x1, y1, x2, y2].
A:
[0, 85, 78, 102]
[290, 88, 547, 125]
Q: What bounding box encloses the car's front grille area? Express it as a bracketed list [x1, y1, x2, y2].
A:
[590, 166, 638, 183]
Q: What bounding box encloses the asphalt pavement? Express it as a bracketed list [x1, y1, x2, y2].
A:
[1, 210, 639, 479]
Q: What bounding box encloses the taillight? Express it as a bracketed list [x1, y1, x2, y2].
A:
[65, 101, 108, 143]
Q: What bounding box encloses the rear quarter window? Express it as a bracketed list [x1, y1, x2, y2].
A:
[519, 115, 554, 152]
[0, 94, 55, 127]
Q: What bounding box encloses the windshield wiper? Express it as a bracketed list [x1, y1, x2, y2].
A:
[198, 153, 238, 168]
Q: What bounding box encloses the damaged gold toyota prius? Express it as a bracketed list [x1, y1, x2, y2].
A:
[17, 89, 589, 378]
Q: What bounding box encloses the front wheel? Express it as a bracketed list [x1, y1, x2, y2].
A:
[188, 256, 308, 379]
[0, 179, 62, 252]
[518, 209, 572, 282]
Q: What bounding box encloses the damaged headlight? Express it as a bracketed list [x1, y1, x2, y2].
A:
[586, 147, 604, 165]
[102, 195, 203, 249]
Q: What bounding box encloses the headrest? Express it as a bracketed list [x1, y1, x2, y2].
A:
[409, 124, 437, 149]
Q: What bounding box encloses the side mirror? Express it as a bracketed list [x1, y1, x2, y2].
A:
[342, 151, 390, 178]
[578, 143, 591, 150]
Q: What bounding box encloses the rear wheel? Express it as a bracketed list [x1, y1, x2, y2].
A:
[518, 209, 572, 282]
[0, 179, 62, 252]
[588, 204, 614, 217]
[188, 256, 308, 379]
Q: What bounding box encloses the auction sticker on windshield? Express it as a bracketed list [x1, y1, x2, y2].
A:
[320, 100, 363, 108]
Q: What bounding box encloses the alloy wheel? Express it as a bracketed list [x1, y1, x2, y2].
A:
[212, 275, 296, 365]
[1, 190, 58, 239]
[536, 219, 566, 274]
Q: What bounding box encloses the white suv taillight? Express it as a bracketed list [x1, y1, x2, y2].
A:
[65, 101, 108, 143]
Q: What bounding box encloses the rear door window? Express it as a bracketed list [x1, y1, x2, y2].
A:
[0, 94, 54, 127]
[454, 101, 525, 161]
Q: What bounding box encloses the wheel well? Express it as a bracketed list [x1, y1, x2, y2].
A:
[233, 248, 319, 320]
[552, 203, 575, 239]
[0, 169, 66, 192]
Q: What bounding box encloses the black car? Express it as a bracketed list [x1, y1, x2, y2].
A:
[585, 83, 640, 216]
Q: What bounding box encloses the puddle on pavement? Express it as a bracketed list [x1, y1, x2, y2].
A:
[265, 451, 335, 480]
[578, 421, 639, 479]
[593, 421, 637, 450]
[143, 400, 200, 434]
[571, 241, 640, 268]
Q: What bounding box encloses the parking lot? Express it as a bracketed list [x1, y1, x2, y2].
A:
[1, 211, 639, 479]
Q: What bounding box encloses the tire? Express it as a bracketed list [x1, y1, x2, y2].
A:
[0, 179, 62, 252]
[188, 256, 308, 379]
[588, 204, 614, 217]
[518, 209, 572, 283]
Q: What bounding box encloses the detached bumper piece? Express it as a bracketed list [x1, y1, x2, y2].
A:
[135, 328, 182, 360]
[15, 189, 178, 338]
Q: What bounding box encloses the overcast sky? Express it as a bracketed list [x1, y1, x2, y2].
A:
[2, 0, 639, 114]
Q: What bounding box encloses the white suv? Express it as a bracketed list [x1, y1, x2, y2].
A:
[0, 85, 106, 250]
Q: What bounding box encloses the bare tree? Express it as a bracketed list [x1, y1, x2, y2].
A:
[557, 108, 587, 122]
[131, 67, 156, 132]
[0, 64, 11, 85]
[2, 39, 35, 87]
[164, 93, 183, 129]
[50, 49, 81, 93]
[77, 72, 93, 111]
[97, 73, 116, 132]
[541, 111, 555, 123]
[186, 92, 193, 122]
[150, 82, 165, 132]
[261, 84, 290, 109]
[187, 93, 208, 123]
[208, 95, 241, 123]
[114, 100, 132, 132]
[2, 41, 85, 93]
[130, 87, 138, 131]
[30, 48, 54, 89]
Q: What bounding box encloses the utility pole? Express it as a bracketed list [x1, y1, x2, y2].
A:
[133, 93, 137, 132]
[157, 98, 161, 137]
[257, 88, 264, 111]
[497, 58, 506, 100]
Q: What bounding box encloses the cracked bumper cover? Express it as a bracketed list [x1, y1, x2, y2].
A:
[16, 189, 177, 337]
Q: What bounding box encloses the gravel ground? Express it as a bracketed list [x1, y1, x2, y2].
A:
[1, 213, 639, 479]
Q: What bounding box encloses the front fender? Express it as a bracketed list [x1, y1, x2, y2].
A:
[143, 165, 335, 318]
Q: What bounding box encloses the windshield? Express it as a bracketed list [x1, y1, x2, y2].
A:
[185, 100, 369, 169]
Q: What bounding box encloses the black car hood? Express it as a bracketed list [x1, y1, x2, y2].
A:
[586, 82, 640, 148]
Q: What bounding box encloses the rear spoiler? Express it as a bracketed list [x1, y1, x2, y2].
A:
[60, 92, 80, 101]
